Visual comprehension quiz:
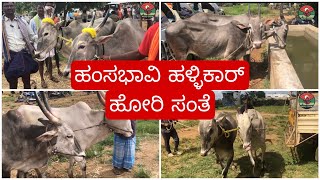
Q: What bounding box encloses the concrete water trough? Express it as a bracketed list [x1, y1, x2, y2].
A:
[268, 24, 318, 89]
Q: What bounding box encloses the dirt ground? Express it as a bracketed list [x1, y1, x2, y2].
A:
[36, 137, 159, 178]
[3, 92, 159, 178]
[2, 57, 71, 89]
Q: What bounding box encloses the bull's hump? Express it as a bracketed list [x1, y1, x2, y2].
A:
[16, 102, 91, 124]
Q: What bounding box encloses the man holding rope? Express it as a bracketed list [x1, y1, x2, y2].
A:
[161, 120, 182, 157]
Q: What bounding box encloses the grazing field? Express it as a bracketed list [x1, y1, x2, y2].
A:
[2, 92, 159, 178]
[223, 3, 279, 18]
[161, 106, 318, 178]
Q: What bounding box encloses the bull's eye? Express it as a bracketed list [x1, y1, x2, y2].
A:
[78, 45, 85, 49]
[66, 135, 73, 139]
[44, 32, 49, 36]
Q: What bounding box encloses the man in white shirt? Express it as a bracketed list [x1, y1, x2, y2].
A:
[2, 2, 39, 89]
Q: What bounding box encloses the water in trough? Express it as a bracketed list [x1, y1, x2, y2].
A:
[286, 35, 318, 89]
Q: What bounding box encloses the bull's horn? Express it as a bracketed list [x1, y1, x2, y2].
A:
[94, 8, 110, 33]
[97, 91, 106, 106]
[280, 3, 287, 23]
[258, 3, 261, 17]
[248, 4, 251, 15]
[88, 10, 96, 28]
[35, 91, 61, 125]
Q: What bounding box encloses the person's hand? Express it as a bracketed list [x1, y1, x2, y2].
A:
[100, 55, 111, 60]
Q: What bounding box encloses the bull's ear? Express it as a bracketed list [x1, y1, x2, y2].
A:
[264, 19, 275, 25]
[95, 35, 114, 45]
[36, 130, 58, 142]
[38, 118, 53, 127]
[236, 23, 248, 30]
[231, 20, 248, 30]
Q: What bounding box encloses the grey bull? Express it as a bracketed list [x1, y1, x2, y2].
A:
[198, 112, 238, 178]
[188, 12, 263, 49]
[236, 108, 266, 176]
[63, 18, 144, 76]
[2, 92, 86, 178]
[35, 17, 117, 59]
[264, 4, 288, 49]
[166, 19, 255, 60]
[3, 92, 133, 178]
[165, 5, 264, 60]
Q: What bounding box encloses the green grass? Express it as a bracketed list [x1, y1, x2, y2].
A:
[161, 106, 318, 178]
[133, 164, 151, 178]
[223, 3, 279, 18]
[2, 96, 15, 102]
[255, 105, 288, 115]
[174, 121, 199, 130]
[136, 120, 159, 136]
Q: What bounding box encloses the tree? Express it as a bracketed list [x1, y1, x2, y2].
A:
[255, 91, 266, 99]
[15, 2, 37, 14]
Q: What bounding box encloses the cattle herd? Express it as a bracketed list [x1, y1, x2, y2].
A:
[199, 105, 266, 178]
[163, 4, 288, 60]
[35, 10, 145, 78]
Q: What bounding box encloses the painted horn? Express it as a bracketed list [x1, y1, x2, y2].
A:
[35, 91, 61, 125]
[94, 8, 111, 33]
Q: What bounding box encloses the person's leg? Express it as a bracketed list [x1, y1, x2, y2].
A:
[123, 136, 136, 171]
[39, 60, 47, 88]
[44, 58, 49, 75]
[21, 73, 31, 89]
[171, 128, 181, 154]
[7, 78, 18, 89]
[47, 57, 59, 83]
[54, 48, 63, 76]
[161, 129, 172, 155]
[112, 134, 125, 175]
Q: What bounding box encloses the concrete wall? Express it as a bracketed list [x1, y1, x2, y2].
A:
[289, 25, 318, 46]
[268, 37, 304, 89]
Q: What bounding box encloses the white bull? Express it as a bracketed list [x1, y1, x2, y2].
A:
[236, 108, 266, 176]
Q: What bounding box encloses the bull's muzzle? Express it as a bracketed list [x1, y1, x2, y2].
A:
[253, 42, 262, 49]
[200, 149, 208, 156]
[279, 44, 286, 49]
[77, 151, 86, 157]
